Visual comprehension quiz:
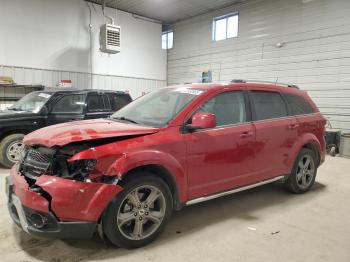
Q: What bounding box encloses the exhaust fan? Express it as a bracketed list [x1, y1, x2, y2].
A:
[100, 23, 121, 54]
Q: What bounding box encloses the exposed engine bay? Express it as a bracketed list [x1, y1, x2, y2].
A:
[18, 135, 141, 185]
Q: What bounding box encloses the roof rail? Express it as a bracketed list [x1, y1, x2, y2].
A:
[230, 79, 299, 89]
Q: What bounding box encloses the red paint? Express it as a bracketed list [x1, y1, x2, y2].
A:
[10, 167, 49, 213]
[191, 112, 216, 129]
[23, 119, 159, 147]
[12, 82, 326, 224]
[36, 175, 123, 221]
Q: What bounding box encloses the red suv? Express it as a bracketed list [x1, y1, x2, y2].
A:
[6, 81, 326, 248]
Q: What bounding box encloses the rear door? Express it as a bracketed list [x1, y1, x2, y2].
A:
[85, 92, 113, 119]
[249, 90, 299, 179]
[47, 94, 86, 125]
[185, 90, 256, 199]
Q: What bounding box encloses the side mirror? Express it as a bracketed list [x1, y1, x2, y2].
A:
[40, 105, 48, 115]
[186, 112, 216, 132]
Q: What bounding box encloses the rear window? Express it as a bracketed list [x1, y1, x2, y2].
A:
[284, 93, 314, 115]
[251, 91, 288, 120]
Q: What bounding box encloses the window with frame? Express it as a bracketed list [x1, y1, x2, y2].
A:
[162, 31, 173, 49]
[87, 94, 111, 112]
[250, 91, 288, 121]
[197, 91, 246, 127]
[284, 93, 314, 115]
[51, 94, 85, 114]
[110, 94, 132, 111]
[213, 13, 239, 41]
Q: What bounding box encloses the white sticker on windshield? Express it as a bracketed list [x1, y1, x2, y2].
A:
[38, 93, 51, 99]
[175, 88, 203, 96]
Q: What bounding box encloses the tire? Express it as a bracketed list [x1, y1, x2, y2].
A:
[0, 134, 25, 169]
[102, 173, 173, 249]
[285, 148, 317, 194]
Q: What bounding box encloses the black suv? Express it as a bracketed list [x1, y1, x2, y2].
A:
[0, 89, 132, 168]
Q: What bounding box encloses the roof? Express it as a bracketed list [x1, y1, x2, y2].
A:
[170, 82, 304, 94]
[39, 88, 129, 94]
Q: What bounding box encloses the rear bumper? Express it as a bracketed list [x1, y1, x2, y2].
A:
[6, 166, 123, 238]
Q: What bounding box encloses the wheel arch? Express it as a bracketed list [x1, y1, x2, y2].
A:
[0, 129, 29, 141]
[120, 164, 182, 210]
[287, 133, 322, 172]
[108, 150, 187, 210]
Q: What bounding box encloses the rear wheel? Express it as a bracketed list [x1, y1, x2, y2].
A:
[0, 134, 25, 168]
[285, 148, 317, 193]
[102, 173, 173, 249]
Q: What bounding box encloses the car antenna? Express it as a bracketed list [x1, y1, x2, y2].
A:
[274, 77, 279, 85]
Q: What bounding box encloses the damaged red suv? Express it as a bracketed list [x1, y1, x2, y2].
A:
[6, 81, 326, 248]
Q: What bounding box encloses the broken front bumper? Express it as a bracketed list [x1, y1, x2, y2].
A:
[6, 166, 123, 238]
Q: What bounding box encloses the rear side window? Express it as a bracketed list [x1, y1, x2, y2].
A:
[87, 94, 104, 112]
[250, 91, 288, 120]
[51, 94, 85, 114]
[110, 94, 132, 111]
[87, 94, 111, 112]
[284, 93, 314, 115]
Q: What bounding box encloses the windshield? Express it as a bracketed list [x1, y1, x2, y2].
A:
[8, 92, 51, 113]
[111, 87, 204, 127]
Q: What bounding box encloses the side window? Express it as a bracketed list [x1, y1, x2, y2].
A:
[198, 91, 246, 127]
[51, 94, 85, 114]
[103, 95, 112, 111]
[110, 94, 132, 111]
[284, 93, 314, 115]
[250, 91, 288, 120]
[87, 94, 105, 112]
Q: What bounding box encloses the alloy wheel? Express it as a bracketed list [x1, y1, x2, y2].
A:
[117, 185, 166, 241]
[6, 140, 24, 163]
[296, 155, 315, 189]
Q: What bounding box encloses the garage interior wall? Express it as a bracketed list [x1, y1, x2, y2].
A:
[0, 0, 167, 98]
[168, 0, 350, 132]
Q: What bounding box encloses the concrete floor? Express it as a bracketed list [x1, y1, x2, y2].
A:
[0, 156, 349, 262]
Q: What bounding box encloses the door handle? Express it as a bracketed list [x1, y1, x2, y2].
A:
[240, 131, 253, 138]
[288, 124, 299, 130]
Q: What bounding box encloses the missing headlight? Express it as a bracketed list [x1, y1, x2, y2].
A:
[65, 159, 97, 182]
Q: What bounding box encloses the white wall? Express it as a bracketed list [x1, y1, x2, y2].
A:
[0, 0, 167, 98]
[168, 0, 350, 132]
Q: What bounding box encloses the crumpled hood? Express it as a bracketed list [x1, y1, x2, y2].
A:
[23, 119, 160, 147]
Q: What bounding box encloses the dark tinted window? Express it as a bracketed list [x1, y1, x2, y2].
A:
[110, 94, 132, 111]
[251, 91, 287, 120]
[51, 94, 85, 114]
[284, 93, 314, 115]
[198, 91, 246, 126]
[87, 94, 106, 112]
[103, 95, 112, 111]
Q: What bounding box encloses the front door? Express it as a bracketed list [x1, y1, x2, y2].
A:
[185, 90, 256, 200]
[47, 94, 86, 125]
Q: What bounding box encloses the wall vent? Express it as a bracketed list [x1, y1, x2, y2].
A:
[100, 24, 121, 54]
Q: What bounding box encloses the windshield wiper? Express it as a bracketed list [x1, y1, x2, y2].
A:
[112, 116, 139, 124]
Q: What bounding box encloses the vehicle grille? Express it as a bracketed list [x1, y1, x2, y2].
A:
[26, 149, 51, 164]
[20, 147, 54, 178]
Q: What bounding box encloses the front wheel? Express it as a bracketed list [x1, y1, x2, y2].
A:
[285, 148, 317, 194]
[0, 134, 25, 168]
[102, 174, 173, 249]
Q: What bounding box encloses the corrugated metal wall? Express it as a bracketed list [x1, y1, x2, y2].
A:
[168, 0, 350, 132]
[0, 65, 166, 99]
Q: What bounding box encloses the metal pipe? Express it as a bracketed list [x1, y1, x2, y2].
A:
[101, 0, 114, 24]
